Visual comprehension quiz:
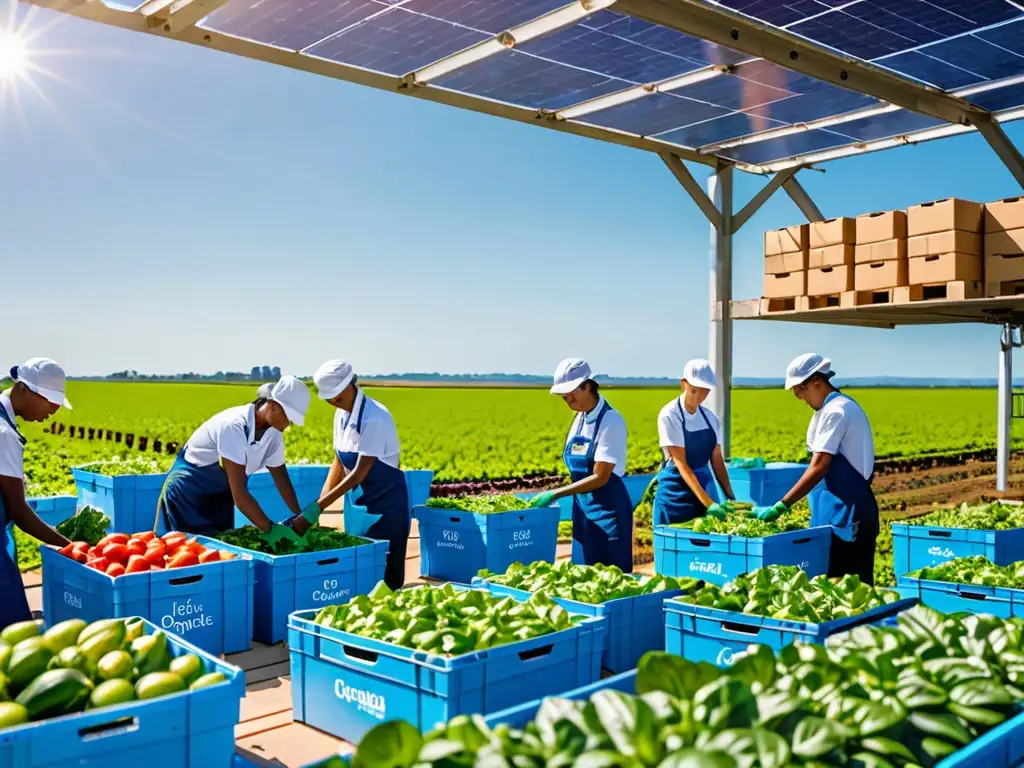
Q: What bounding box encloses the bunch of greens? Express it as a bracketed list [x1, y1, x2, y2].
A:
[729, 457, 767, 469]
[55, 507, 110, 547]
[910, 555, 1024, 588]
[211, 525, 367, 555]
[349, 605, 1024, 768]
[679, 565, 901, 623]
[313, 581, 580, 655]
[906, 502, 1024, 531]
[425, 494, 532, 514]
[679, 506, 810, 537]
[77, 456, 162, 476]
[478, 560, 699, 604]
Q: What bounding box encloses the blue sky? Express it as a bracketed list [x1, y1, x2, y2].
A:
[3, 5, 1024, 380]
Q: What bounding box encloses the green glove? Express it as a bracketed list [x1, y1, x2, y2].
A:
[301, 500, 322, 525]
[754, 501, 788, 522]
[262, 522, 306, 550]
[530, 490, 557, 508]
[705, 503, 727, 520]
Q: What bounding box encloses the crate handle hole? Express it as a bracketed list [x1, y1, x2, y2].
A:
[79, 716, 139, 741]
[342, 645, 379, 664]
[168, 574, 203, 586]
[518, 643, 554, 661]
[688, 539, 712, 547]
[720, 622, 761, 636]
[927, 530, 952, 538]
[959, 592, 987, 601]
[317, 557, 339, 566]
[448, 516, 462, 524]
[791, 537, 812, 545]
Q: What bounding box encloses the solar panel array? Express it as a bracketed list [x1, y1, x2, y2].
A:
[196, 0, 1024, 168]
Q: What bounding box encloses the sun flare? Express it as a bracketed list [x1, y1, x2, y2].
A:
[0, 32, 27, 80]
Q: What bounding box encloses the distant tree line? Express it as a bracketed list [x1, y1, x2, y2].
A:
[104, 366, 281, 382]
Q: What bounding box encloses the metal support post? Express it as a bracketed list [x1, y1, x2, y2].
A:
[998, 325, 1019, 493]
[975, 119, 1024, 190]
[708, 165, 734, 455]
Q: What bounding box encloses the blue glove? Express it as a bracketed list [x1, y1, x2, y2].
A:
[754, 501, 788, 522]
[530, 490, 556, 508]
[705, 503, 727, 520]
[301, 500, 322, 525]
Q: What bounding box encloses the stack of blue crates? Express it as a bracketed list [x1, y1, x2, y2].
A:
[891, 522, 1024, 579]
[72, 466, 166, 534]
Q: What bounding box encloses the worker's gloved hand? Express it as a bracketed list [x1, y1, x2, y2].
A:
[301, 500, 322, 526]
[705, 503, 728, 521]
[721, 500, 737, 514]
[530, 490, 557, 509]
[754, 501, 788, 522]
[262, 522, 306, 550]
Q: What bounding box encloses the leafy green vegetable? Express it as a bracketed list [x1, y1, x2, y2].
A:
[425, 494, 532, 514]
[910, 555, 1024, 588]
[55, 507, 109, 547]
[211, 525, 368, 555]
[478, 560, 700, 605]
[676, 508, 810, 538]
[77, 456, 162, 476]
[905, 502, 1024, 531]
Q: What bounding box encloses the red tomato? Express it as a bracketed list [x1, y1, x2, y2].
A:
[198, 549, 221, 564]
[72, 541, 89, 554]
[163, 532, 186, 547]
[143, 547, 166, 568]
[58, 543, 75, 557]
[187, 542, 205, 556]
[125, 555, 150, 574]
[167, 550, 199, 569]
[134, 531, 156, 543]
[218, 552, 235, 561]
[71, 550, 88, 564]
[97, 533, 130, 549]
[103, 543, 129, 565]
[149, 559, 164, 570]
[87, 546, 100, 559]
[106, 563, 125, 578]
[126, 539, 147, 557]
[87, 557, 110, 572]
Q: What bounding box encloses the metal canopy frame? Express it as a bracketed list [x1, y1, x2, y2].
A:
[23, 0, 1024, 488]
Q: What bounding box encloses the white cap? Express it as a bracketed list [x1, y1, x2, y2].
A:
[10, 358, 72, 410]
[785, 352, 833, 390]
[550, 358, 592, 395]
[267, 375, 309, 426]
[314, 360, 355, 401]
[682, 358, 716, 390]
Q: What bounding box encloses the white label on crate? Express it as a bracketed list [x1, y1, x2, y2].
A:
[927, 546, 955, 559]
[161, 599, 214, 635]
[689, 559, 725, 577]
[508, 528, 534, 551]
[313, 578, 351, 603]
[716, 647, 737, 666]
[63, 591, 82, 610]
[335, 679, 386, 720]
[437, 529, 465, 550]
[798, 560, 810, 569]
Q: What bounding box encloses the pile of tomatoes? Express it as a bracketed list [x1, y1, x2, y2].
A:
[57, 531, 235, 578]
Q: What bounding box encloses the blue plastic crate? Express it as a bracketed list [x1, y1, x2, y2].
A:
[342, 469, 434, 535]
[653, 525, 831, 586]
[197, 535, 387, 645]
[727, 462, 807, 506]
[287, 589, 606, 743]
[5, 496, 79, 564]
[664, 596, 916, 666]
[234, 464, 333, 527]
[73, 467, 167, 535]
[414, 505, 560, 584]
[472, 576, 682, 674]
[892, 523, 1024, 579]
[0, 617, 245, 768]
[897, 575, 1024, 618]
[41, 543, 254, 656]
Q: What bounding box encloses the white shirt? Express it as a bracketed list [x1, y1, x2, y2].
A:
[0, 390, 24, 480]
[333, 390, 401, 469]
[807, 391, 874, 480]
[658, 396, 722, 449]
[564, 396, 627, 477]
[184, 404, 286, 475]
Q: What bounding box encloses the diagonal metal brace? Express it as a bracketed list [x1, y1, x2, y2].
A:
[660, 152, 723, 231]
[731, 167, 798, 234]
[974, 117, 1024, 190]
[783, 175, 825, 222]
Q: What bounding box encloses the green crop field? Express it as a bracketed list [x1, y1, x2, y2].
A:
[16, 381, 1008, 497]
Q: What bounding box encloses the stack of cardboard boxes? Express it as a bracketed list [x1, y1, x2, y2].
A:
[807, 218, 855, 306]
[985, 197, 1024, 297]
[762, 224, 807, 309]
[904, 198, 984, 301]
[854, 210, 907, 300]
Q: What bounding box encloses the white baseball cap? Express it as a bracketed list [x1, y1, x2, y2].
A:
[314, 359, 355, 401]
[682, 358, 716, 391]
[550, 358, 592, 395]
[785, 352, 833, 390]
[267, 375, 309, 426]
[10, 358, 72, 410]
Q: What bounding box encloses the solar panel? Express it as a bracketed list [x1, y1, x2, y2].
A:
[658, 110, 788, 148]
[828, 109, 944, 142]
[922, 35, 1024, 82]
[743, 86, 881, 124]
[402, 0, 572, 35]
[665, 72, 795, 111]
[581, 91, 730, 135]
[976, 19, 1024, 57]
[876, 51, 988, 90]
[714, 0, 842, 28]
[718, 127, 853, 164]
[969, 82, 1024, 112]
[203, 0, 388, 51]
[580, 12, 750, 66]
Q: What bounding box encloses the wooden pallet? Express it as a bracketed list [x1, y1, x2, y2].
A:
[759, 297, 798, 313]
[798, 292, 856, 310]
[894, 280, 983, 303]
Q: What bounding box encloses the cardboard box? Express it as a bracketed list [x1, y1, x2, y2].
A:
[854, 239, 906, 264]
[809, 244, 854, 269]
[764, 251, 806, 274]
[807, 265, 853, 296]
[809, 218, 856, 248]
[908, 253, 982, 285]
[984, 228, 1024, 259]
[856, 260, 908, 291]
[856, 211, 907, 244]
[985, 197, 1024, 234]
[908, 230, 982, 258]
[764, 225, 809, 256]
[907, 198, 983, 237]
[763, 270, 805, 299]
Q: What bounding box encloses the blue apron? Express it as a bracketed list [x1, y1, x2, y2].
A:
[653, 403, 718, 526]
[0, 402, 33, 630]
[338, 397, 409, 591]
[810, 393, 879, 584]
[564, 401, 633, 572]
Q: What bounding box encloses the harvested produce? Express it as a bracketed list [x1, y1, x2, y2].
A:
[0, 617, 228, 731]
[678, 506, 810, 537]
[729, 457, 767, 469]
[211, 525, 367, 555]
[350, 605, 1024, 767]
[55, 530, 234, 576]
[478, 560, 698, 604]
[77, 456, 162, 476]
[910, 555, 1024, 588]
[54, 507, 109, 547]
[312, 581, 580, 655]
[678, 565, 902, 623]
[906, 501, 1024, 530]
[425, 494, 531, 514]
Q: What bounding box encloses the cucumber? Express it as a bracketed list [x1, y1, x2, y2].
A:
[80, 622, 127, 664]
[189, 671, 228, 691]
[0, 622, 40, 648]
[0, 642, 11, 673]
[131, 631, 169, 676]
[15, 669, 93, 719]
[135, 671, 186, 700]
[7, 637, 54, 690]
[97, 650, 134, 681]
[90, 678, 135, 709]
[0, 671, 8, 702]
[42, 619, 87, 655]
[50, 646, 94, 677]
[124, 618, 145, 644]
[76, 619, 125, 648]
[169, 654, 203, 686]
[0, 702, 28, 731]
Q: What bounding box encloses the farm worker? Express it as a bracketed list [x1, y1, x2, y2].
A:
[156, 376, 310, 545]
[755, 353, 878, 584]
[0, 359, 72, 630]
[652, 359, 735, 526]
[304, 360, 410, 590]
[529, 359, 634, 572]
